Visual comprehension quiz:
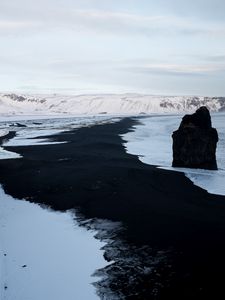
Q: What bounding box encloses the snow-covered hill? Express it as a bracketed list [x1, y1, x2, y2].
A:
[0, 93, 225, 116]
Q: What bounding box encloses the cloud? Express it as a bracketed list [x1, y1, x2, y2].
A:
[202, 55, 225, 62]
[124, 63, 225, 76]
[154, 0, 225, 21]
[0, 20, 42, 36]
[0, 21, 37, 30]
[0, 2, 224, 38]
[0, 0, 225, 95]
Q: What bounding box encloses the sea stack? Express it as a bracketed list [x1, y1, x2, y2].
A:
[172, 106, 218, 170]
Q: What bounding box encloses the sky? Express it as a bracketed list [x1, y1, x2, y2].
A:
[0, 0, 225, 96]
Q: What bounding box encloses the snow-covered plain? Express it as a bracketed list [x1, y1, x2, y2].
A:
[122, 113, 225, 196]
[0, 186, 108, 300]
[0, 93, 225, 116]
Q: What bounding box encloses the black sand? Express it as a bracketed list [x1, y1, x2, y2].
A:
[1, 118, 225, 299]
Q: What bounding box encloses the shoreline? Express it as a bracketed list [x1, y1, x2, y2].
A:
[1, 117, 225, 299]
[122, 113, 225, 197]
[0, 131, 16, 144]
[0, 185, 107, 300]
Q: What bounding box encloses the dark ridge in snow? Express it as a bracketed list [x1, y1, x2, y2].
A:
[3, 93, 46, 103]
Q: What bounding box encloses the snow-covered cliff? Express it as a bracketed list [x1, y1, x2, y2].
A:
[0, 93, 224, 116]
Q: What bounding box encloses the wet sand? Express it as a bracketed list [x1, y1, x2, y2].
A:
[1, 118, 225, 299]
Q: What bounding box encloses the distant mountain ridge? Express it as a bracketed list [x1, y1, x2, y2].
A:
[0, 93, 225, 115]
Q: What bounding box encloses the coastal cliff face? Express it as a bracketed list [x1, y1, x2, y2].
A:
[0, 93, 225, 115]
[172, 106, 218, 170]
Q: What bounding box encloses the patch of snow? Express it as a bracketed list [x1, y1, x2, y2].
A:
[122, 113, 225, 196]
[0, 148, 21, 160]
[0, 186, 107, 300]
[0, 130, 9, 138]
[161, 167, 225, 196]
[3, 129, 67, 147]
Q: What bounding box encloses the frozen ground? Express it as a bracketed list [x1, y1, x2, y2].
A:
[0, 186, 108, 300]
[122, 113, 225, 196]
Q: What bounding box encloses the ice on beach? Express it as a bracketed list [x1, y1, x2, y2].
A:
[0, 185, 107, 300]
[0, 147, 21, 159]
[3, 128, 68, 147]
[161, 166, 225, 196]
[122, 113, 225, 196]
[0, 130, 9, 137]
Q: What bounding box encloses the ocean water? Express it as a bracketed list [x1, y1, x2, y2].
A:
[122, 113, 225, 196]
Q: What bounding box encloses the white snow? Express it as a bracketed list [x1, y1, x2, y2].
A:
[0, 186, 107, 300]
[3, 128, 67, 147]
[0, 130, 9, 138]
[0, 93, 224, 116]
[0, 148, 21, 160]
[122, 113, 225, 196]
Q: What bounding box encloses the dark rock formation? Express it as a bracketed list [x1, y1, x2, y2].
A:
[172, 106, 218, 170]
[33, 122, 42, 125]
[9, 123, 27, 128]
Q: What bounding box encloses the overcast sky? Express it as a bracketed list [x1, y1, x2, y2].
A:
[1, 0, 225, 95]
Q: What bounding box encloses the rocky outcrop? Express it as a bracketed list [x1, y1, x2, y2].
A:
[172, 106, 218, 170]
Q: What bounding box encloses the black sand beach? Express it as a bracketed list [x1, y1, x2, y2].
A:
[1, 118, 225, 299]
